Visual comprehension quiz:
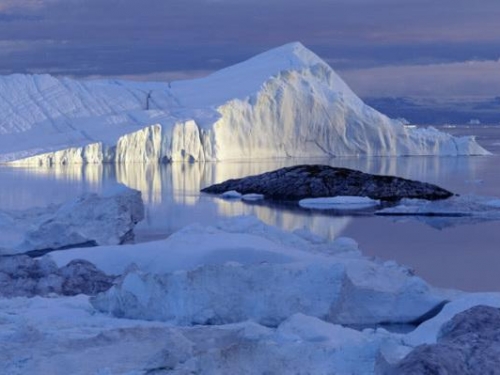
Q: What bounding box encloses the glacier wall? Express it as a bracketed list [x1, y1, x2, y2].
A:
[0, 43, 490, 166]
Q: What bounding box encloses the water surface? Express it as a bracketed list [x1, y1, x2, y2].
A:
[1, 125, 499, 292]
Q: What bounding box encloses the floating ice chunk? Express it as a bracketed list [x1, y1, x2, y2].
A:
[299, 196, 380, 210]
[220, 190, 243, 199]
[0, 184, 144, 256]
[376, 195, 500, 228]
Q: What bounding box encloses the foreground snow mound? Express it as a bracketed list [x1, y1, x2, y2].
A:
[0, 296, 400, 375]
[74, 216, 445, 326]
[0, 184, 144, 255]
[92, 260, 442, 326]
[0, 43, 489, 165]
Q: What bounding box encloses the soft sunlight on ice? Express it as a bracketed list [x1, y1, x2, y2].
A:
[0, 43, 489, 166]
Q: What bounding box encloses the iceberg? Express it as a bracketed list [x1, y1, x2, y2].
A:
[0, 295, 400, 375]
[376, 194, 500, 228]
[0, 43, 489, 166]
[0, 184, 144, 255]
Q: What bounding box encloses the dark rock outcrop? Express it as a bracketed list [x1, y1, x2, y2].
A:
[202, 165, 453, 201]
[390, 305, 500, 375]
[0, 255, 115, 297]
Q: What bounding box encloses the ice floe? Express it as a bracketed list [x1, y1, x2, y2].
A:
[0, 184, 144, 255]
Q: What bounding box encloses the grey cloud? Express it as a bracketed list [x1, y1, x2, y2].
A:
[340, 59, 500, 98]
[0, 0, 498, 99]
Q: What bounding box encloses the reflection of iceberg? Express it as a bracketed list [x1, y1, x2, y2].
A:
[170, 163, 204, 206]
[7, 164, 106, 187]
[116, 163, 163, 205]
[214, 199, 351, 241]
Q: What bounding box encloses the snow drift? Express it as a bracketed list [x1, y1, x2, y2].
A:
[0, 42, 489, 166]
[48, 216, 445, 326]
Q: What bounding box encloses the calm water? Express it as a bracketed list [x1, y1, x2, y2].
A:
[0, 125, 499, 292]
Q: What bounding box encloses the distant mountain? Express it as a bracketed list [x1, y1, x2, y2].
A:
[0, 42, 489, 166]
[364, 96, 500, 125]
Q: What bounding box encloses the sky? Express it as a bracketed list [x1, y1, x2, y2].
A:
[0, 0, 499, 99]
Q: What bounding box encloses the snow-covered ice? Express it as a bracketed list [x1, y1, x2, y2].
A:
[0, 295, 404, 375]
[0, 184, 144, 255]
[376, 194, 500, 228]
[0, 256, 115, 298]
[46, 216, 445, 326]
[0, 43, 489, 165]
[404, 292, 500, 347]
[3, 212, 500, 373]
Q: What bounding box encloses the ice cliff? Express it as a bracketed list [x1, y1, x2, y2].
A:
[0, 42, 489, 165]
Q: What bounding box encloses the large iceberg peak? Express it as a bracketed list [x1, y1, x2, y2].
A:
[172, 41, 358, 110]
[240, 41, 328, 70]
[0, 42, 490, 165]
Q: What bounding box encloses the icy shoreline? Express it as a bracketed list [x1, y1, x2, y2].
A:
[2, 189, 500, 373]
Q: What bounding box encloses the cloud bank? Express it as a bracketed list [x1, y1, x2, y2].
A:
[0, 0, 499, 98]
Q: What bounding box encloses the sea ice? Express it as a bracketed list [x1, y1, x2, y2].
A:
[0, 295, 402, 375]
[376, 194, 500, 228]
[48, 216, 445, 326]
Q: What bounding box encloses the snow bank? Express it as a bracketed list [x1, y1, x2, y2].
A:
[0, 184, 144, 255]
[0, 295, 401, 375]
[47, 216, 443, 326]
[0, 43, 489, 165]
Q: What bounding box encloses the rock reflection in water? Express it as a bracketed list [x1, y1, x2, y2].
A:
[0, 154, 493, 241]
